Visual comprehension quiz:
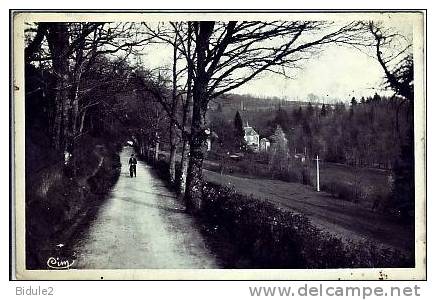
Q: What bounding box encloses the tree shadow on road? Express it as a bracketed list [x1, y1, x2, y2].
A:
[116, 195, 186, 214]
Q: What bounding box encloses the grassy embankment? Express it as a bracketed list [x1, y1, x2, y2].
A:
[25, 134, 122, 269]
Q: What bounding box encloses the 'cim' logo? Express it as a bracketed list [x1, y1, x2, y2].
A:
[47, 256, 75, 269]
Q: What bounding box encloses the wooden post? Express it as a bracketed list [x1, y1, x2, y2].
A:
[315, 155, 320, 192]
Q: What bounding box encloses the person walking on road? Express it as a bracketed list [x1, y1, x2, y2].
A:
[129, 153, 137, 177]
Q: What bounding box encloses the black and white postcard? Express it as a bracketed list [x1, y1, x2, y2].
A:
[11, 10, 426, 280]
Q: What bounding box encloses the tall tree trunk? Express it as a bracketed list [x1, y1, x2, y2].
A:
[67, 69, 82, 176]
[52, 97, 64, 150]
[179, 96, 192, 199]
[185, 22, 214, 213]
[46, 23, 70, 152]
[185, 95, 208, 213]
[169, 35, 179, 185]
[169, 134, 177, 183]
[179, 139, 190, 197]
[70, 61, 83, 142]
[179, 22, 193, 199]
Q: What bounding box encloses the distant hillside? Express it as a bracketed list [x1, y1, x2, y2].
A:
[207, 93, 336, 137]
[210, 93, 310, 113]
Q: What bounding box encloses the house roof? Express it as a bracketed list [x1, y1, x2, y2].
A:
[244, 126, 258, 136]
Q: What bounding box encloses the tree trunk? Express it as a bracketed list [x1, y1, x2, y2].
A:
[139, 135, 145, 156]
[169, 35, 179, 185]
[179, 138, 190, 198]
[185, 101, 207, 213]
[169, 141, 177, 183]
[178, 22, 193, 199]
[184, 22, 214, 213]
[70, 66, 83, 142]
[52, 96, 64, 150]
[46, 23, 70, 151]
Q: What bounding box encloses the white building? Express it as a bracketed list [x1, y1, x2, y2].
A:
[243, 123, 259, 151]
[259, 138, 270, 152]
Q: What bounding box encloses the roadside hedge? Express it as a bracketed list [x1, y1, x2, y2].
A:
[151, 159, 413, 268]
[200, 182, 412, 268]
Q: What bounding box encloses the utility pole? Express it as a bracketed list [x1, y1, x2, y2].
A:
[315, 155, 320, 192]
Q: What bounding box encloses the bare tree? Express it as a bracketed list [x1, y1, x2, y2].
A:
[365, 21, 414, 140]
[26, 22, 152, 154]
[367, 21, 413, 102]
[44, 23, 73, 151]
[364, 21, 414, 217]
[179, 21, 363, 212]
[141, 22, 196, 192]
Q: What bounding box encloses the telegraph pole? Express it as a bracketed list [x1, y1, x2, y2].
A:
[315, 155, 320, 192]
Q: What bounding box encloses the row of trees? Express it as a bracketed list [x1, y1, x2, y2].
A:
[25, 23, 153, 153]
[263, 94, 411, 169]
[125, 20, 370, 212]
[210, 92, 411, 169]
[25, 20, 414, 215]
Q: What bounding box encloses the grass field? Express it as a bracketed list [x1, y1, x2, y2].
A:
[158, 150, 412, 253]
[166, 149, 392, 208]
[309, 161, 392, 208]
[203, 151, 392, 209]
[203, 169, 413, 253]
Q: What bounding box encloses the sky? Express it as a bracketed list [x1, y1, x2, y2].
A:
[140, 18, 415, 103]
[232, 45, 388, 102]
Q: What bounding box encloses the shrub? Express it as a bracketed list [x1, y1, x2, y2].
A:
[150, 157, 412, 268]
[321, 180, 390, 210]
[321, 181, 357, 201]
[200, 182, 412, 268]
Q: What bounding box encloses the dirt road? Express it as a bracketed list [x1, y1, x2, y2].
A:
[72, 147, 218, 269]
